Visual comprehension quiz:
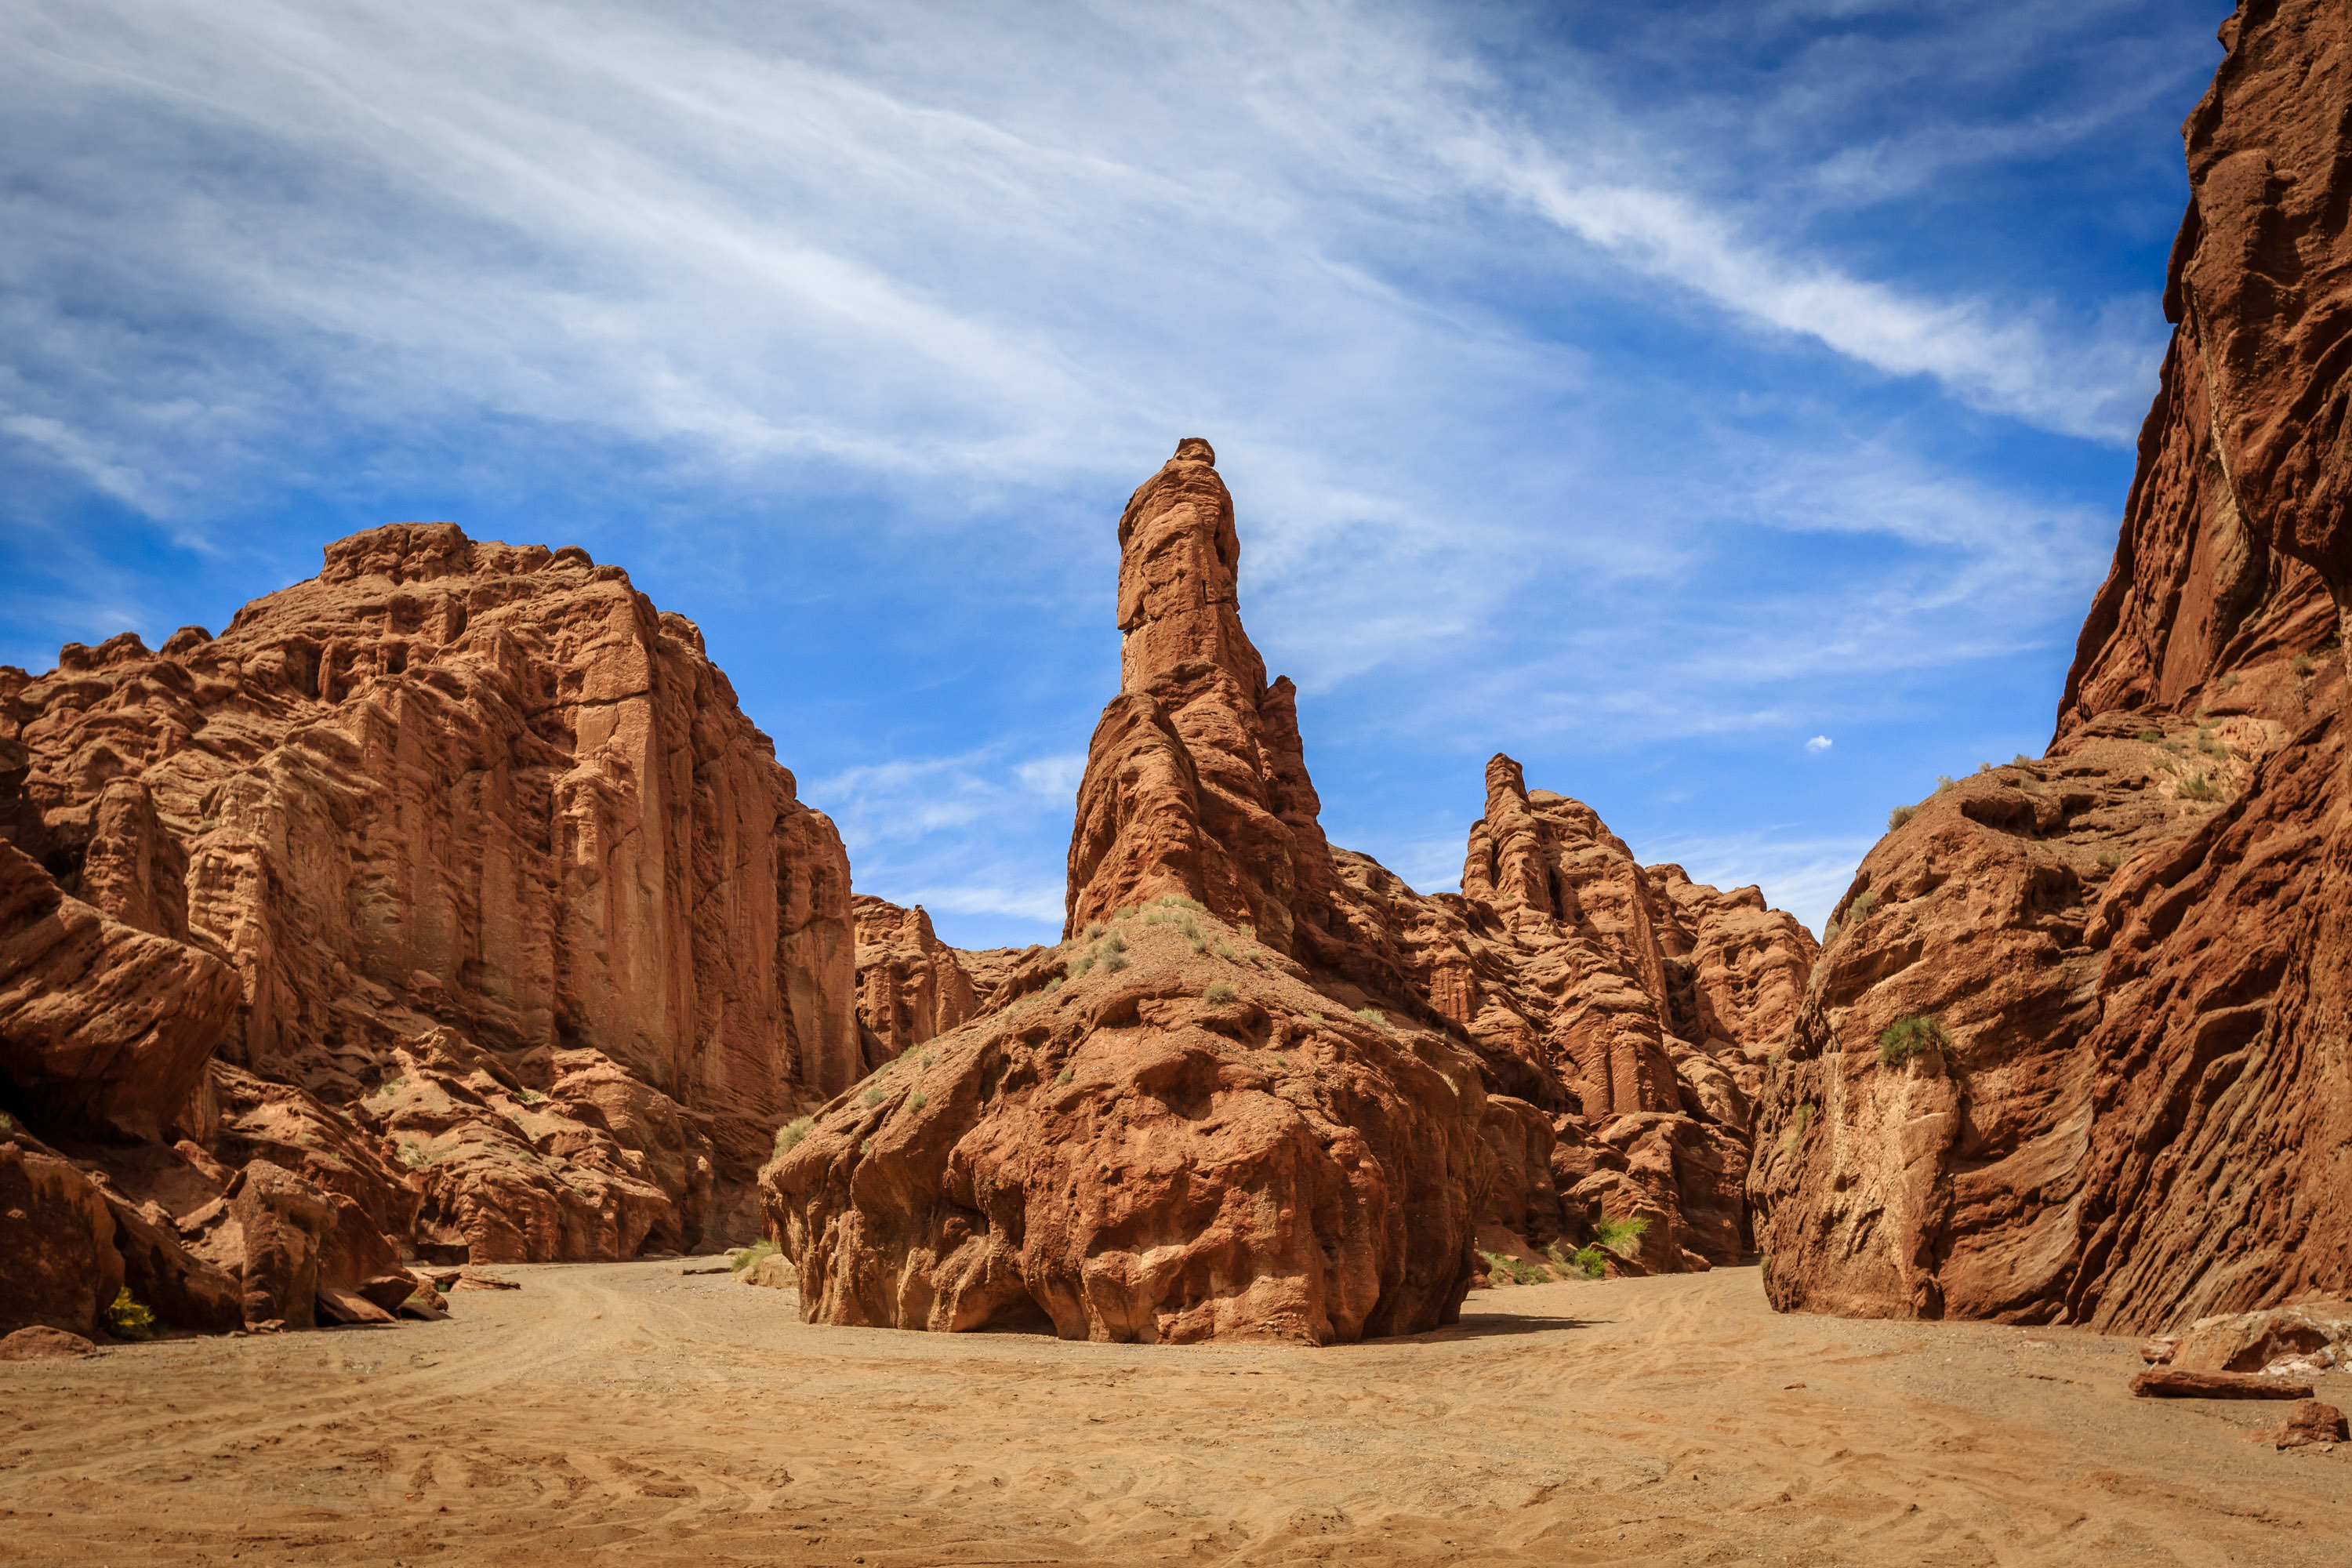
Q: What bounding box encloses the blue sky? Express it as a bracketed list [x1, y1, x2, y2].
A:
[0, 0, 2223, 945]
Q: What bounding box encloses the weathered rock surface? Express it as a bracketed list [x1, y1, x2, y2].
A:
[2248, 1399, 2348, 1449]
[851, 895, 980, 1069]
[769, 441, 1813, 1339]
[0, 1128, 122, 1339]
[0, 1325, 97, 1359]
[2129, 1367, 2314, 1400]
[1752, 0, 2352, 1334]
[1, 521, 859, 1310]
[2171, 1300, 2352, 1377]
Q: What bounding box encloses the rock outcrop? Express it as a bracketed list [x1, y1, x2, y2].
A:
[1751, 0, 2352, 1333]
[767, 440, 1815, 1339]
[851, 895, 981, 1069]
[0, 522, 858, 1322]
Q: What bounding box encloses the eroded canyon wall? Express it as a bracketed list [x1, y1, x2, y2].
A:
[2, 523, 855, 1336]
[1750, 0, 2352, 1333]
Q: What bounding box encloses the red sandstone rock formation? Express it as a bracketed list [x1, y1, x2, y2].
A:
[0, 523, 858, 1316]
[768, 441, 1814, 1337]
[1751, 0, 2352, 1333]
[851, 895, 980, 1069]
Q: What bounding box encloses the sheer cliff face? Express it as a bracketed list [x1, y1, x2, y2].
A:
[2, 522, 856, 1268]
[1751, 0, 2352, 1333]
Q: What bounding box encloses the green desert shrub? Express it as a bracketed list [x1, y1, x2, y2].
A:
[732, 1239, 779, 1273]
[1054, 1065, 1075, 1086]
[2138, 729, 2164, 742]
[1102, 953, 1129, 974]
[2179, 773, 2222, 800]
[2293, 654, 2314, 676]
[773, 1116, 815, 1157]
[907, 1092, 927, 1112]
[1592, 1216, 1649, 1260]
[1203, 981, 1238, 1004]
[1084, 921, 1106, 938]
[375, 1077, 406, 1098]
[1156, 895, 1204, 911]
[1104, 931, 1127, 953]
[1878, 1015, 1950, 1068]
[859, 1138, 873, 1156]
[1069, 954, 1094, 977]
[1846, 890, 1878, 924]
[861, 1084, 886, 1108]
[2012, 753, 2034, 767]
[1352, 1007, 1388, 1029]
[1934, 775, 1956, 793]
[0, 1110, 19, 1135]
[1886, 804, 1918, 832]
[102, 1287, 158, 1341]
[1212, 942, 1238, 961]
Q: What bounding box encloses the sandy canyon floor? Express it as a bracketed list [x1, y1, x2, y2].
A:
[1, 1264, 2344, 1567]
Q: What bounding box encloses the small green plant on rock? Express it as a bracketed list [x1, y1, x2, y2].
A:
[1352, 1007, 1388, 1029]
[1054, 1065, 1075, 1086]
[1878, 1015, 1950, 1068]
[2138, 729, 2165, 742]
[0, 1110, 16, 1135]
[732, 1238, 779, 1273]
[773, 1116, 815, 1157]
[2095, 850, 2124, 871]
[1592, 1216, 1649, 1260]
[1069, 954, 1094, 978]
[1780, 1101, 1813, 1157]
[1934, 775, 1957, 793]
[1847, 890, 1878, 924]
[2293, 654, 2314, 676]
[861, 1084, 886, 1108]
[1886, 804, 1918, 831]
[2179, 773, 2222, 800]
[1203, 981, 1238, 1003]
[1477, 1249, 1548, 1287]
[375, 1077, 407, 1098]
[1084, 921, 1106, 938]
[102, 1287, 158, 1341]
[1102, 953, 1129, 974]
[908, 1092, 927, 1112]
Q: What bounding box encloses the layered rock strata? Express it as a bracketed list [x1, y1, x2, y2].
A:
[1, 523, 856, 1327]
[1751, 0, 2352, 1333]
[768, 440, 1816, 1339]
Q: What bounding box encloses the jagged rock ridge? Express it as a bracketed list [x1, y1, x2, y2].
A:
[2, 523, 855, 1338]
[768, 440, 1817, 1341]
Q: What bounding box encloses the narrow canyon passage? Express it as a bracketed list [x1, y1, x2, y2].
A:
[2, 1265, 2343, 1566]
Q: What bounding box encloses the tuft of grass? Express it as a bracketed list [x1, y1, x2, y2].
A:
[1112, 906, 1135, 921]
[861, 1084, 886, 1108]
[2221, 671, 2241, 689]
[1878, 1015, 1951, 1068]
[1186, 934, 1207, 953]
[1976, 761, 1993, 774]
[2012, 753, 2034, 767]
[1212, 942, 1238, 961]
[103, 1287, 158, 1341]
[1069, 954, 1095, 977]
[908, 1092, 927, 1112]
[773, 1116, 815, 1157]
[1934, 775, 1956, 793]
[1156, 895, 1204, 911]
[1272, 1052, 1291, 1068]
[1102, 954, 1129, 974]
[1780, 1101, 1814, 1157]
[1847, 890, 1878, 924]
[2293, 654, 2314, 676]
[1084, 921, 1106, 938]
[2138, 729, 2164, 742]
[731, 1238, 779, 1273]
[920, 1051, 935, 1069]
[1054, 1065, 1075, 1086]
[1477, 1249, 1548, 1287]
[1103, 931, 1127, 953]
[0, 1110, 16, 1135]
[1305, 1011, 1324, 1023]
[374, 1077, 407, 1098]
[1592, 1216, 1649, 1260]
[1352, 1007, 1388, 1029]
[2095, 850, 2124, 870]
[859, 1138, 873, 1156]
[1203, 981, 1238, 1004]
[1821, 922, 1840, 946]
[2197, 728, 2222, 757]
[1043, 976, 1065, 993]
[398, 1142, 430, 1171]
[2179, 772, 2222, 800]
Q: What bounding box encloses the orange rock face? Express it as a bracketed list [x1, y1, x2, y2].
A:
[1, 523, 858, 1298]
[1751, 0, 2352, 1333]
[768, 441, 1816, 1338]
[851, 895, 981, 1069]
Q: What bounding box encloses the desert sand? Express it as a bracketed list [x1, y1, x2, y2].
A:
[2, 1264, 2344, 1566]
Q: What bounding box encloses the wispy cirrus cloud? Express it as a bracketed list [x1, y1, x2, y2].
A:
[0, 0, 2216, 943]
